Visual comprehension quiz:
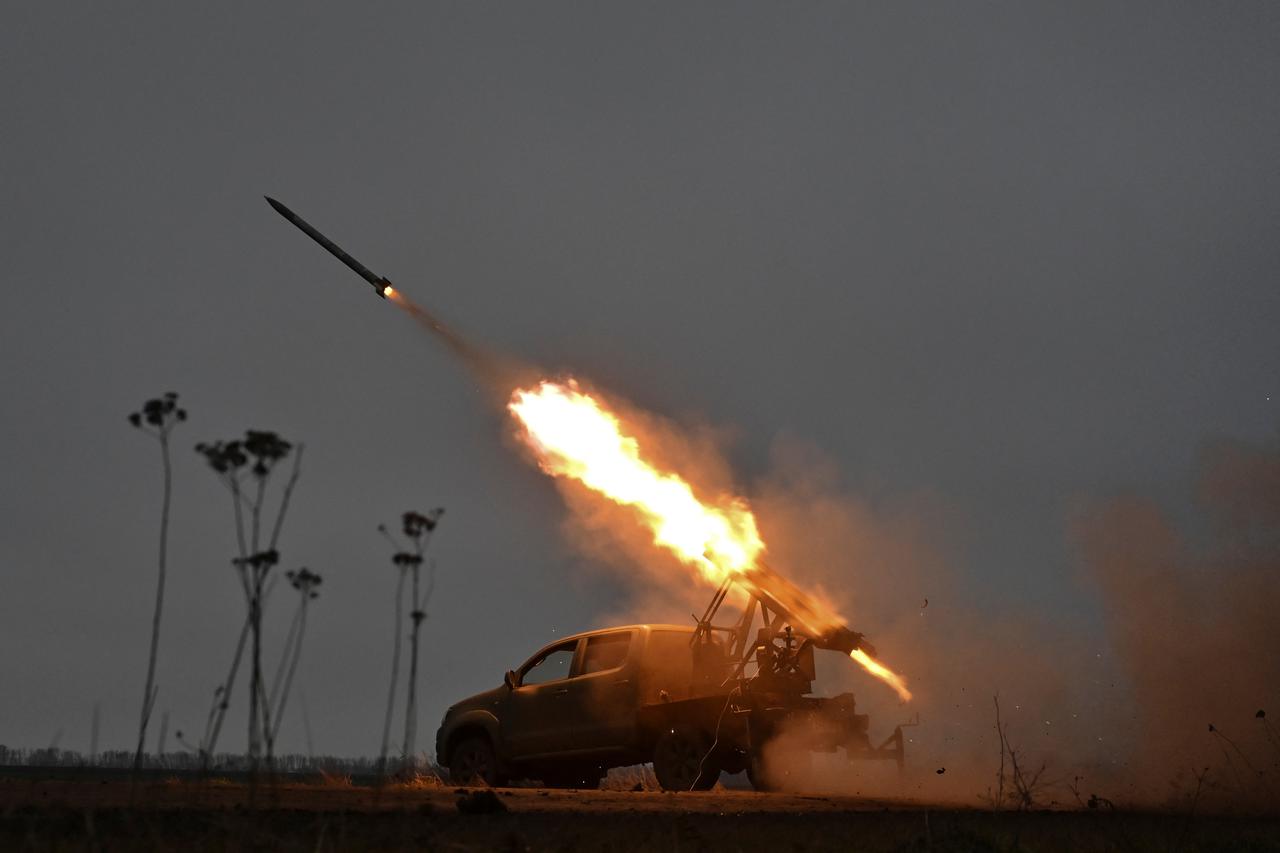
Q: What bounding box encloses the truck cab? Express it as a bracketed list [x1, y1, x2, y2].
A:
[436, 625, 703, 789]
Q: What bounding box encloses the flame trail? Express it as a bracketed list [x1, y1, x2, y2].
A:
[509, 378, 912, 702]
[508, 379, 762, 586]
[851, 649, 912, 703]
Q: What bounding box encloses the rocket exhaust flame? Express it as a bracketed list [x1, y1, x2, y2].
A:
[509, 379, 912, 702]
[851, 649, 913, 703]
[509, 380, 763, 586]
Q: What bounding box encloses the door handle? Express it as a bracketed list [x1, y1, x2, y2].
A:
[613, 679, 631, 686]
[554, 688, 570, 696]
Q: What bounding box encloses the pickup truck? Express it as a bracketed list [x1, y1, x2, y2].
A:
[435, 622, 904, 791]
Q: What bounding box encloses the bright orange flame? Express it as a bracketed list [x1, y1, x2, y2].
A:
[508, 378, 911, 702]
[384, 285, 398, 300]
[508, 380, 762, 586]
[851, 649, 912, 702]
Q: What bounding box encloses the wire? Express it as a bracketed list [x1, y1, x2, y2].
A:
[690, 685, 742, 792]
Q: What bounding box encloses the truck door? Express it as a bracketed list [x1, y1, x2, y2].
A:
[571, 630, 639, 751]
[502, 639, 582, 758]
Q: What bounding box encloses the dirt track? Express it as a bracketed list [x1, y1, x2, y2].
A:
[3, 779, 1278, 851]
[0, 777, 914, 814]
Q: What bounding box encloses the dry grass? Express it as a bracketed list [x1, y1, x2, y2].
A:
[386, 771, 445, 791]
[315, 770, 352, 788]
[602, 764, 660, 792]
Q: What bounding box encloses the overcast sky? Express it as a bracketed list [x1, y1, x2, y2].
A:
[2, 4, 1277, 760]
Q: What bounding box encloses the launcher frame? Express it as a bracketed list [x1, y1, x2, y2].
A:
[683, 572, 911, 770]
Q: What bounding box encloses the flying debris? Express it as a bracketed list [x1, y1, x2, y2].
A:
[265, 196, 393, 299]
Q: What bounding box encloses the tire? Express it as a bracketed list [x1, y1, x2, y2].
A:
[449, 734, 506, 787]
[653, 728, 719, 791]
[745, 752, 774, 792]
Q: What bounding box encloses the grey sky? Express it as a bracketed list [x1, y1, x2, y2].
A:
[2, 4, 1277, 759]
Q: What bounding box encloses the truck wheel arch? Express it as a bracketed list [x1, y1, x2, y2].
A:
[442, 711, 502, 765]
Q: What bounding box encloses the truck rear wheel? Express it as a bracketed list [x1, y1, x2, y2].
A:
[653, 728, 719, 791]
[449, 734, 506, 787]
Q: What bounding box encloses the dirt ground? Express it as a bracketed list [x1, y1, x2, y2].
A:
[3, 778, 1279, 852]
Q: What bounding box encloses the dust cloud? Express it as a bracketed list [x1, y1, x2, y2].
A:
[1073, 435, 1280, 811]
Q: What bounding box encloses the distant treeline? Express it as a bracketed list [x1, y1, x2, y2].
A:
[0, 745, 401, 775]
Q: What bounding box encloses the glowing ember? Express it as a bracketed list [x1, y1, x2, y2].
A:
[508, 378, 912, 702]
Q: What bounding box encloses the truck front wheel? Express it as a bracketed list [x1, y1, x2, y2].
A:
[653, 728, 719, 791]
[449, 734, 506, 787]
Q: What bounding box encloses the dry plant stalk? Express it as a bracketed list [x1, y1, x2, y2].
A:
[194, 431, 303, 793]
[986, 694, 1049, 811]
[376, 509, 444, 776]
[127, 392, 187, 790]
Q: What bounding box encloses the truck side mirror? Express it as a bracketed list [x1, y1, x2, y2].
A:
[503, 670, 518, 691]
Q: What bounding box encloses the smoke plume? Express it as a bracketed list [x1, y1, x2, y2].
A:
[388, 289, 540, 405]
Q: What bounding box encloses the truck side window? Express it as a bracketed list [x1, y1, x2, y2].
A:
[581, 632, 631, 675]
[642, 630, 696, 694]
[520, 641, 576, 686]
